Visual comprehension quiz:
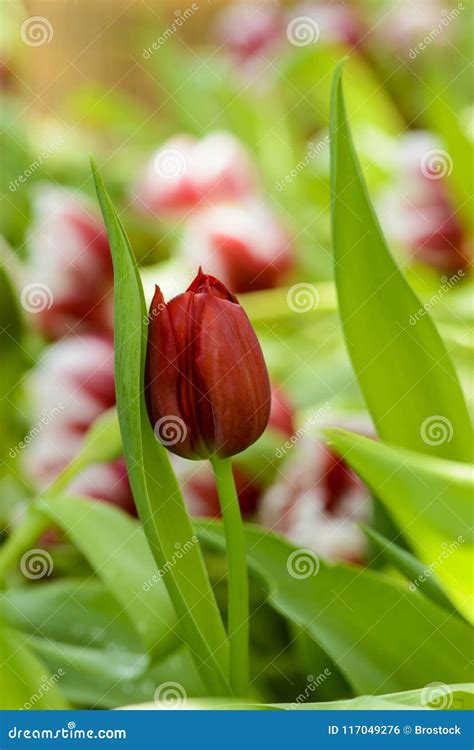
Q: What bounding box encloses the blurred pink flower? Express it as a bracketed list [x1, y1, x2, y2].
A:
[133, 132, 257, 217]
[24, 334, 135, 513]
[373, 0, 452, 50]
[180, 201, 293, 293]
[259, 437, 372, 564]
[25, 185, 114, 339]
[288, 2, 364, 48]
[214, 2, 284, 63]
[380, 132, 471, 271]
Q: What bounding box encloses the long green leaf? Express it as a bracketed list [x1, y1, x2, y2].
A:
[362, 526, 457, 615]
[327, 428, 473, 623]
[38, 496, 178, 657]
[198, 522, 473, 696]
[330, 66, 472, 462]
[90, 159, 230, 695]
[0, 626, 69, 709]
[121, 682, 473, 710]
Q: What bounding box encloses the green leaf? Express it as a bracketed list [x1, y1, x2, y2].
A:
[0, 578, 143, 652]
[0, 579, 204, 709]
[117, 682, 473, 710]
[327, 428, 473, 624]
[329, 66, 473, 462]
[279, 682, 473, 711]
[361, 526, 457, 615]
[38, 642, 203, 709]
[37, 496, 179, 657]
[90, 159, 230, 696]
[0, 626, 69, 709]
[198, 522, 473, 696]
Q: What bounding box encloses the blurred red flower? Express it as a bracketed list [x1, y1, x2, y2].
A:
[24, 334, 135, 514]
[133, 132, 257, 217]
[180, 201, 293, 293]
[24, 186, 114, 339]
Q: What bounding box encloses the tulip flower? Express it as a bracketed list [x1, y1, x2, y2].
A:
[25, 185, 114, 339]
[288, 3, 364, 49]
[24, 334, 135, 513]
[214, 2, 283, 64]
[145, 268, 271, 460]
[379, 132, 471, 271]
[133, 132, 257, 218]
[180, 202, 293, 293]
[146, 268, 271, 696]
[259, 436, 372, 564]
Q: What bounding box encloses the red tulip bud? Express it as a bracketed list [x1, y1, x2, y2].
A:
[145, 269, 271, 460]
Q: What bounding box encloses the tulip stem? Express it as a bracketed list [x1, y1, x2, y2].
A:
[210, 457, 249, 697]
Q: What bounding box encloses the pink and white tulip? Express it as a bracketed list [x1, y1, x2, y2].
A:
[24, 334, 135, 513]
[180, 201, 293, 293]
[380, 132, 471, 271]
[214, 2, 284, 64]
[133, 132, 257, 217]
[25, 186, 113, 339]
[259, 437, 371, 564]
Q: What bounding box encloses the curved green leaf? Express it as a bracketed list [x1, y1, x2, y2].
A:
[0, 626, 69, 709]
[38, 496, 178, 657]
[327, 428, 473, 623]
[122, 682, 473, 710]
[362, 526, 457, 615]
[329, 66, 472, 462]
[90, 159, 230, 696]
[198, 522, 473, 696]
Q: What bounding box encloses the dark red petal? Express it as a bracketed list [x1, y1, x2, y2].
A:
[186, 267, 238, 302]
[194, 294, 271, 457]
[145, 286, 194, 458]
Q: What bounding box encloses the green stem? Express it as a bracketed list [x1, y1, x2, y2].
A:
[210, 456, 249, 697]
[0, 507, 50, 586]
